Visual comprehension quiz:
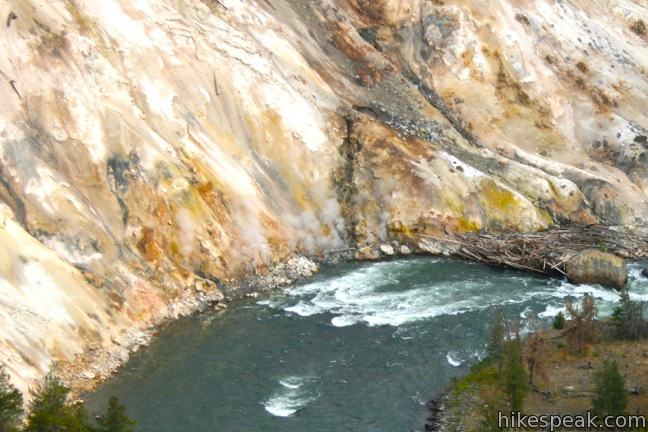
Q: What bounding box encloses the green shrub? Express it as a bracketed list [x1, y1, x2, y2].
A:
[0, 367, 23, 432]
[502, 337, 528, 411]
[552, 312, 566, 330]
[96, 396, 136, 432]
[453, 360, 498, 394]
[486, 310, 507, 369]
[25, 374, 89, 432]
[592, 359, 627, 416]
[615, 289, 647, 340]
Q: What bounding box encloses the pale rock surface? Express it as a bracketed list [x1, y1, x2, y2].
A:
[380, 244, 395, 256]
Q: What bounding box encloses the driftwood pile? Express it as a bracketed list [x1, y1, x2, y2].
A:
[417, 225, 648, 277]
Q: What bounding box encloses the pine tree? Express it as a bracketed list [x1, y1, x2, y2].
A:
[25, 373, 90, 432]
[96, 396, 136, 432]
[0, 367, 23, 432]
[615, 288, 646, 340]
[502, 336, 528, 412]
[487, 310, 507, 370]
[592, 360, 628, 416]
[526, 328, 546, 386]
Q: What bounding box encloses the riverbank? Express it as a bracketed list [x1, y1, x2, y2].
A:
[58, 238, 436, 398]
[58, 224, 648, 398]
[85, 256, 619, 431]
[427, 327, 648, 431]
[59, 254, 326, 398]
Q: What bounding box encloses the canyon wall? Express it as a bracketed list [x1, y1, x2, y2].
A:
[0, 0, 647, 393]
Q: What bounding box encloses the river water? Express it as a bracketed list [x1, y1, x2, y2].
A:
[85, 258, 648, 431]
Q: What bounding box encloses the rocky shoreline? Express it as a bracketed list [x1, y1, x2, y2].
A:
[62, 254, 324, 398]
[425, 391, 449, 432]
[60, 230, 436, 398]
[62, 244, 414, 399]
[60, 226, 643, 400]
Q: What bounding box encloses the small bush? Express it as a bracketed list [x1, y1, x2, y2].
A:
[564, 295, 599, 354]
[612, 306, 624, 322]
[598, 241, 608, 252]
[453, 360, 498, 394]
[553, 312, 566, 330]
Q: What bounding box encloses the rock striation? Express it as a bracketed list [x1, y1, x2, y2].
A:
[0, 0, 647, 393]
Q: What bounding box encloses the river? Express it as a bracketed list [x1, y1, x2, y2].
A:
[85, 257, 648, 431]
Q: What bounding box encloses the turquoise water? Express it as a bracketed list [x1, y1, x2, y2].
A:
[85, 258, 648, 431]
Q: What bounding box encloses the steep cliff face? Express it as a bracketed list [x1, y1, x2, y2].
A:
[0, 0, 647, 393]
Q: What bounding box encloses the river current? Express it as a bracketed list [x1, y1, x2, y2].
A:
[85, 258, 648, 431]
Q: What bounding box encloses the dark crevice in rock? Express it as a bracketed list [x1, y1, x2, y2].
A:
[335, 115, 362, 248]
[408, 74, 484, 149]
[353, 103, 442, 142]
[106, 153, 139, 226]
[0, 164, 27, 227]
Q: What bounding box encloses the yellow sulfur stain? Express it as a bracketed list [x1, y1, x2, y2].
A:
[479, 179, 519, 213]
[441, 191, 466, 215]
[456, 217, 481, 233]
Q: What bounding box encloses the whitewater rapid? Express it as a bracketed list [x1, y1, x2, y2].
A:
[261, 259, 648, 331]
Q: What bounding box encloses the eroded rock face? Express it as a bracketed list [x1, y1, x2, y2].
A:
[566, 249, 628, 290]
[0, 0, 647, 391]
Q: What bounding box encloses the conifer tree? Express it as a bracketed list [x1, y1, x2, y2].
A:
[502, 335, 528, 412]
[25, 373, 89, 432]
[525, 327, 546, 386]
[487, 310, 507, 370]
[615, 288, 646, 340]
[96, 396, 136, 432]
[592, 360, 628, 417]
[552, 312, 566, 330]
[0, 366, 23, 432]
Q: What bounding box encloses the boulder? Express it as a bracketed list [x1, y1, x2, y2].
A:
[565, 249, 628, 290]
[642, 267, 648, 278]
[400, 245, 412, 255]
[380, 244, 395, 256]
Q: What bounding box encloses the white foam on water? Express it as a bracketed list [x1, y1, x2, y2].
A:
[446, 352, 462, 367]
[272, 261, 549, 327]
[519, 306, 533, 319]
[628, 263, 648, 282]
[263, 259, 648, 328]
[539, 304, 565, 319]
[472, 350, 486, 361]
[264, 376, 318, 418]
[279, 377, 304, 390]
[331, 316, 359, 327]
[552, 280, 621, 303]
